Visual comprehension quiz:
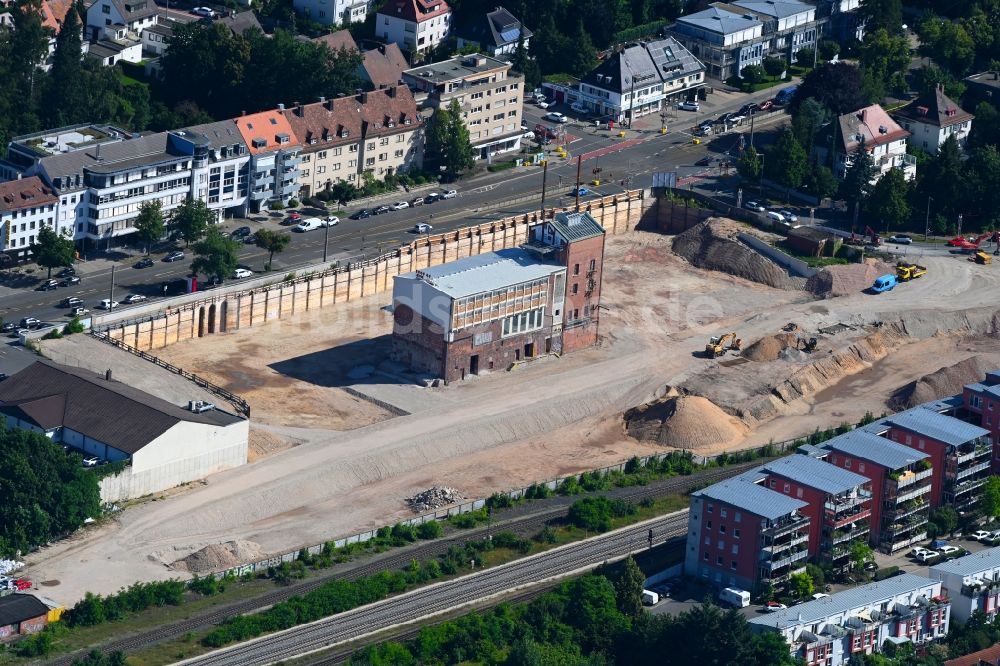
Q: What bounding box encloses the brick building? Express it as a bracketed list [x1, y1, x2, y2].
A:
[960, 370, 1000, 470]
[0, 594, 49, 641]
[391, 211, 604, 382]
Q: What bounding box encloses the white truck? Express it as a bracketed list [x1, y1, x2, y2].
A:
[641, 589, 660, 606]
[719, 587, 750, 608]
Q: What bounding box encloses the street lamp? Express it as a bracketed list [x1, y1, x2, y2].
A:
[759, 153, 766, 196]
[924, 196, 933, 242]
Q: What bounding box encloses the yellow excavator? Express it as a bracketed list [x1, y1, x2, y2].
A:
[798, 337, 818, 352]
[971, 251, 993, 265]
[705, 332, 742, 357]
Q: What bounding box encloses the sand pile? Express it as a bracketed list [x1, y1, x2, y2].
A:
[743, 332, 799, 362]
[807, 259, 896, 297]
[671, 218, 802, 289]
[173, 540, 267, 573]
[889, 355, 993, 410]
[624, 395, 748, 450]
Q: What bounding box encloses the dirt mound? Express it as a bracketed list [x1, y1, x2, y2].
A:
[624, 395, 748, 450]
[671, 218, 802, 289]
[743, 333, 798, 362]
[889, 355, 993, 410]
[173, 540, 267, 573]
[807, 259, 896, 297]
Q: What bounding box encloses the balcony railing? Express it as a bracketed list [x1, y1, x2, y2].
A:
[952, 476, 989, 496]
[893, 482, 932, 505]
[762, 515, 810, 538]
[827, 507, 872, 530]
[825, 491, 873, 514]
[890, 467, 933, 490]
[886, 515, 929, 538]
[956, 444, 992, 465]
[763, 533, 809, 554]
[762, 549, 809, 571]
[885, 501, 928, 521]
[956, 461, 991, 481]
[831, 525, 871, 546]
[882, 531, 928, 553]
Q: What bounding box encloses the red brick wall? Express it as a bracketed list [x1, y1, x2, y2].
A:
[561, 234, 605, 353]
[391, 305, 448, 378]
[827, 453, 886, 547]
[697, 500, 762, 583]
[764, 474, 827, 556]
[443, 320, 558, 383]
[888, 427, 947, 508]
[18, 615, 46, 636]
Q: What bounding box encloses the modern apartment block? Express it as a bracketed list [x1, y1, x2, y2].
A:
[0, 177, 59, 261]
[930, 547, 1000, 624]
[234, 109, 302, 213]
[281, 86, 422, 197]
[170, 120, 251, 217]
[402, 53, 524, 160]
[376, 0, 451, 56]
[749, 573, 950, 666]
[960, 370, 1000, 469]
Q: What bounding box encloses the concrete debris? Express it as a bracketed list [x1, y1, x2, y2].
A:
[406, 486, 465, 512]
[0, 559, 24, 576]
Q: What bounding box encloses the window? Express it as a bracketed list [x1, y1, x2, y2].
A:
[731, 560, 737, 570]
[796, 488, 803, 498]
[574, 263, 580, 275]
[703, 552, 709, 561]
[394, 149, 404, 158]
[707, 505, 713, 513]
[316, 166, 326, 174]
[396, 135, 405, 143]
[379, 153, 388, 161]
[380, 138, 389, 146]
[318, 151, 327, 159]
[349, 145, 358, 153]
[731, 544, 738, 554]
[572, 283, 578, 294]
[733, 528, 740, 538]
[365, 157, 375, 166]
[102, 3, 110, 12]
[719, 524, 726, 534]
[720, 509, 727, 518]
[783, 483, 790, 493]
[706, 520, 712, 529]
[366, 142, 375, 150]
[716, 555, 723, 565]
[734, 512, 741, 523]
[333, 147, 342, 155]
[590, 259, 596, 270]
[859, 463, 865, 473]
[845, 459, 852, 469]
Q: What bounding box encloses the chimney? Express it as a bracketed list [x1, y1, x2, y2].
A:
[105, 369, 112, 381]
[277, 103, 285, 110]
[378, 44, 386, 54]
[387, 86, 396, 98]
[325, 99, 334, 111]
[296, 104, 305, 117]
[241, 110, 246, 116]
[357, 91, 368, 103]
[319, 95, 326, 102]
[860, 109, 866, 122]
[994, 71, 999, 80]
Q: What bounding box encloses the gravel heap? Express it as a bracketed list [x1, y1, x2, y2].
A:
[743, 333, 799, 362]
[806, 259, 896, 297]
[174, 540, 267, 573]
[624, 395, 748, 450]
[406, 487, 465, 512]
[889, 355, 993, 410]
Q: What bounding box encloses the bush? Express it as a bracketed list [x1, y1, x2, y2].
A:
[65, 316, 85, 334]
[16, 630, 53, 657]
[416, 520, 443, 540]
[567, 496, 635, 533]
[525, 483, 551, 499]
[65, 580, 186, 627]
[42, 327, 63, 339]
[287, 198, 300, 208]
[268, 201, 285, 211]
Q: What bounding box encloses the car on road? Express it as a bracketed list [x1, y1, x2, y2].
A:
[678, 100, 700, 111]
[1, 322, 15, 334]
[231, 226, 251, 239]
[414, 223, 433, 233]
[739, 103, 759, 116]
[812, 593, 830, 600]
[766, 210, 786, 224]
[759, 99, 774, 111]
[544, 111, 568, 123]
[988, 530, 1000, 542]
[324, 216, 340, 226]
[777, 209, 798, 223]
[917, 550, 940, 563]
[424, 192, 441, 204]
[888, 235, 913, 244]
[37, 279, 58, 291]
[295, 218, 324, 232]
[764, 602, 787, 612]
[122, 294, 147, 304]
[232, 268, 254, 279]
[57, 267, 76, 278]
[192, 6, 215, 17]
[134, 257, 154, 269]
[61, 276, 81, 286]
[60, 297, 83, 308]
[350, 208, 372, 219]
[82, 456, 99, 467]
[20, 317, 40, 328]
[98, 299, 119, 310]
[717, 112, 735, 124]
[972, 530, 992, 541]
[372, 205, 391, 215]
[572, 186, 590, 196]
[69, 306, 89, 317]
[442, 189, 457, 199]
[390, 201, 410, 211]
[744, 200, 765, 212]
[286, 211, 302, 222]
[695, 155, 714, 167]
[164, 251, 185, 262]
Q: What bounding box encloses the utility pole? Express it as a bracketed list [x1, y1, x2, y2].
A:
[108, 264, 116, 311]
[539, 160, 548, 218]
[575, 155, 582, 212]
[749, 109, 756, 147]
[924, 196, 932, 242]
[323, 221, 330, 263]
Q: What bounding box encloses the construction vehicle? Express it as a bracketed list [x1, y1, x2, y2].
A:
[798, 337, 818, 352]
[947, 232, 992, 252]
[971, 251, 993, 265]
[845, 226, 881, 247]
[705, 332, 742, 357]
[895, 261, 927, 281]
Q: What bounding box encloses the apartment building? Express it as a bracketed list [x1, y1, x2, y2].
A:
[961, 370, 1000, 468]
[85, 0, 157, 41]
[821, 430, 933, 554]
[454, 6, 531, 58]
[894, 85, 974, 154]
[576, 37, 705, 125]
[170, 120, 251, 218]
[294, 0, 368, 26]
[0, 177, 59, 262]
[282, 86, 422, 197]
[749, 574, 950, 666]
[831, 104, 916, 180]
[930, 547, 1000, 624]
[376, 0, 451, 56]
[234, 109, 302, 213]
[402, 53, 524, 160]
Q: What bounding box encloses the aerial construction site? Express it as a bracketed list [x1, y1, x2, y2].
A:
[24, 212, 1000, 605]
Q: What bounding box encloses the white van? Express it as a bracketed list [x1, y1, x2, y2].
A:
[719, 587, 751, 608]
[295, 217, 324, 232]
[641, 589, 660, 606]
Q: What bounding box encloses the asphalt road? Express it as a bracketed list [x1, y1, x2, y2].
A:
[176, 512, 690, 666]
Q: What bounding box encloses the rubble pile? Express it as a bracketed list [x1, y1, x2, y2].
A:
[406, 487, 464, 512]
[0, 559, 24, 576]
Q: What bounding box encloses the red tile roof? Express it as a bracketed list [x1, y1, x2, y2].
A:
[362, 43, 409, 88]
[377, 0, 450, 24]
[894, 85, 974, 129]
[0, 177, 57, 214]
[235, 111, 300, 155]
[838, 104, 910, 154]
[944, 643, 1000, 666]
[40, 0, 75, 33]
[280, 86, 420, 151]
[313, 29, 358, 52]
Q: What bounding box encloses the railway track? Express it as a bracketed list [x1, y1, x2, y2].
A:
[44, 462, 758, 665]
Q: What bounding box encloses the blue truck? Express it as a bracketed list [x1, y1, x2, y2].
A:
[869, 274, 898, 294]
[774, 86, 798, 106]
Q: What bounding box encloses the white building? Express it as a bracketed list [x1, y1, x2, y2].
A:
[0, 177, 60, 262]
[85, 0, 158, 42]
[834, 104, 916, 181]
[454, 6, 530, 58]
[930, 547, 1000, 624]
[0, 361, 249, 502]
[294, 0, 367, 26]
[376, 0, 451, 56]
[749, 573, 950, 666]
[235, 109, 302, 213]
[893, 85, 974, 155]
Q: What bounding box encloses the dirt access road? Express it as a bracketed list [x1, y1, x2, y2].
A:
[23, 231, 1000, 605]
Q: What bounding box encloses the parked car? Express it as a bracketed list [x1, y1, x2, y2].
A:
[82, 455, 99, 467]
[987, 529, 1000, 542]
[37, 279, 58, 291]
[570, 102, 587, 114]
[231, 226, 251, 239]
[324, 216, 340, 226]
[414, 223, 433, 233]
[909, 546, 930, 557]
[134, 257, 154, 269]
[164, 251, 185, 262]
[522, 130, 538, 141]
[243, 234, 258, 245]
[717, 112, 735, 124]
[98, 299, 119, 310]
[917, 550, 940, 563]
[537, 100, 551, 109]
[192, 6, 215, 17]
[122, 294, 146, 304]
[972, 530, 992, 541]
[1, 322, 15, 333]
[812, 593, 830, 600]
[520, 121, 529, 131]
[678, 100, 700, 111]
[544, 111, 568, 123]
[442, 189, 457, 199]
[764, 601, 788, 612]
[19, 317, 40, 328]
[759, 99, 774, 111]
[390, 201, 410, 211]
[57, 267, 76, 278]
[69, 307, 89, 317]
[744, 200, 765, 212]
[729, 113, 747, 125]
[232, 268, 254, 279]
[372, 205, 391, 215]
[573, 186, 590, 196]
[424, 192, 442, 204]
[295, 218, 324, 232]
[410, 197, 424, 207]
[695, 155, 713, 167]
[766, 210, 787, 224]
[775, 209, 797, 223]
[939, 545, 962, 557]
[61, 276, 81, 286]
[888, 235, 913, 244]
[739, 102, 759, 116]
[286, 212, 302, 222]
[350, 208, 372, 219]
[60, 297, 83, 308]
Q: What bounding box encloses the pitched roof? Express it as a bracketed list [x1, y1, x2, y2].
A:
[758, 454, 869, 495]
[894, 86, 974, 129]
[360, 85, 420, 138]
[549, 211, 605, 242]
[0, 177, 58, 214]
[731, 0, 814, 19]
[676, 5, 761, 35]
[822, 430, 929, 470]
[455, 6, 532, 50]
[377, 0, 450, 24]
[174, 119, 249, 151]
[693, 479, 807, 520]
[944, 642, 1000, 666]
[0, 361, 243, 456]
[235, 110, 300, 155]
[281, 87, 418, 149]
[0, 594, 49, 626]
[40, 0, 76, 33]
[362, 43, 409, 88]
[581, 37, 703, 93]
[838, 104, 910, 154]
[110, 0, 158, 22]
[882, 408, 990, 446]
[313, 29, 358, 52]
[216, 10, 262, 36]
[37, 132, 170, 183]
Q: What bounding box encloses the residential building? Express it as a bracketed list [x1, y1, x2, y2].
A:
[282, 86, 422, 196]
[361, 42, 409, 89]
[830, 104, 916, 180]
[944, 643, 1000, 666]
[403, 53, 524, 160]
[0, 177, 60, 262]
[295, 0, 367, 26]
[313, 29, 359, 53]
[0, 360, 249, 502]
[576, 37, 705, 125]
[391, 212, 605, 381]
[960, 369, 1000, 469]
[170, 119, 252, 218]
[85, 0, 158, 42]
[821, 430, 933, 554]
[894, 85, 974, 154]
[376, 0, 451, 56]
[964, 71, 1000, 108]
[748, 573, 950, 666]
[235, 109, 302, 212]
[0, 595, 50, 641]
[141, 16, 184, 58]
[685, 478, 810, 594]
[215, 9, 263, 36]
[815, 0, 864, 43]
[669, 0, 819, 81]
[85, 23, 143, 66]
[930, 547, 1000, 624]
[454, 6, 531, 58]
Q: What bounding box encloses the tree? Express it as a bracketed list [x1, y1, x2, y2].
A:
[736, 145, 762, 180]
[446, 98, 475, 175]
[982, 476, 1000, 520]
[858, 28, 911, 102]
[857, 0, 902, 36]
[191, 227, 239, 284]
[762, 57, 786, 78]
[916, 135, 964, 225]
[612, 556, 645, 622]
[838, 142, 877, 213]
[866, 167, 910, 232]
[919, 16, 976, 77]
[791, 62, 868, 116]
[740, 64, 765, 84]
[764, 129, 808, 193]
[804, 163, 839, 200]
[792, 97, 830, 155]
[805, 563, 825, 590]
[133, 201, 165, 255]
[817, 39, 840, 62]
[44, 5, 85, 128]
[425, 100, 474, 179]
[930, 506, 959, 537]
[30, 226, 75, 278]
[789, 571, 814, 599]
[795, 48, 815, 68]
[509, 30, 541, 90]
[849, 541, 874, 571]
[253, 228, 291, 269]
[963, 145, 1000, 230]
[172, 197, 212, 246]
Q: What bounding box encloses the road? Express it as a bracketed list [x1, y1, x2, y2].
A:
[176, 511, 690, 666]
[0, 86, 788, 330]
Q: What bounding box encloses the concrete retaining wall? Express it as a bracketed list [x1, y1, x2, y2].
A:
[737, 232, 817, 278]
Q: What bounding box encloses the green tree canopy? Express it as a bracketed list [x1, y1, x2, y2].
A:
[850, 540, 874, 571]
[803, 163, 839, 200]
[31, 225, 75, 278]
[858, 28, 911, 102]
[424, 100, 474, 179]
[762, 57, 786, 78]
[794, 48, 815, 68]
[254, 228, 291, 269]
[190, 227, 239, 284]
[134, 201, 165, 255]
[740, 64, 766, 84]
[612, 556, 645, 622]
[915, 135, 964, 226]
[817, 39, 840, 61]
[737, 145, 763, 181]
[982, 476, 1000, 519]
[930, 506, 959, 537]
[919, 15, 977, 77]
[789, 571, 814, 599]
[838, 141, 877, 213]
[791, 62, 868, 116]
[857, 0, 902, 35]
[764, 128, 808, 192]
[791, 97, 830, 155]
[172, 197, 212, 246]
[866, 167, 911, 232]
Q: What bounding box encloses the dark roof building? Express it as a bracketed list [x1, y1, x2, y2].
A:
[454, 6, 531, 57]
[0, 177, 58, 215]
[361, 42, 409, 88]
[893, 85, 974, 154]
[0, 594, 50, 640]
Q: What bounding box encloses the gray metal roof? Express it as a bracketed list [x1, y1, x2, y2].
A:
[930, 546, 1000, 577]
[749, 574, 940, 631]
[732, 0, 814, 19]
[693, 479, 806, 520]
[549, 211, 604, 242]
[917, 395, 963, 413]
[762, 454, 869, 495]
[883, 408, 989, 446]
[581, 37, 703, 93]
[676, 6, 761, 35]
[175, 119, 248, 151]
[37, 132, 173, 181]
[822, 430, 929, 470]
[398, 248, 564, 300]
